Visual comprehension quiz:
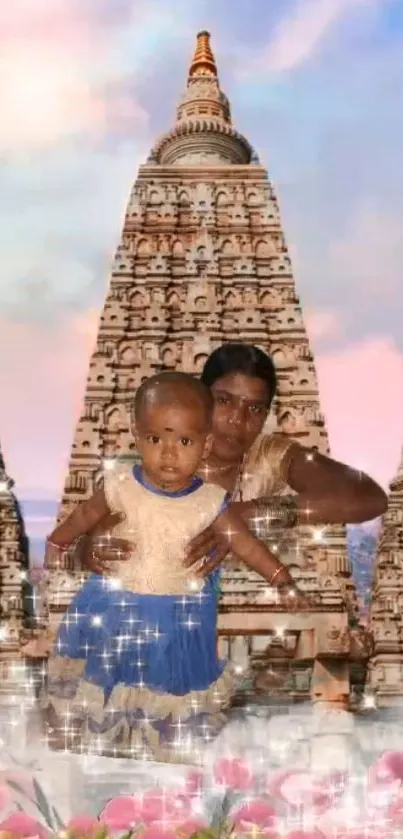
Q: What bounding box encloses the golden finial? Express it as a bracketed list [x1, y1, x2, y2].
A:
[189, 30, 218, 78]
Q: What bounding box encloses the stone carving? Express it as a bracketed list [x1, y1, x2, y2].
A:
[315, 625, 350, 659]
[367, 447, 403, 705]
[39, 31, 359, 708]
[0, 447, 30, 673]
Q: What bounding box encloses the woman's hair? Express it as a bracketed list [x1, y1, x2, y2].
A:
[201, 343, 277, 405]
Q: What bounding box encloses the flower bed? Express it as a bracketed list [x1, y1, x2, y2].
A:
[0, 752, 403, 838]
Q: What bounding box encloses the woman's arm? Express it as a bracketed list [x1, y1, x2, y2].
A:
[252, 443, 387, 527]
[236, 446, 387, 539]
[184, 443, 387, 572]
[286, 444, 387, 523]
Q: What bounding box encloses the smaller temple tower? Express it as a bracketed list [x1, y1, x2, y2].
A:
[368, 447, 403, 706]
[0, 444, 30, 680]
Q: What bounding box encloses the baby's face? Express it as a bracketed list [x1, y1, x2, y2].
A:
[134, 402, 211, 492]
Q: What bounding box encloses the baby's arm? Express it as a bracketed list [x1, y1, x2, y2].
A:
[45, 488, 111, 568]
[210, 506, 294, 589]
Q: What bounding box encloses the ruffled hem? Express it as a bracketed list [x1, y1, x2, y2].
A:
[42, 655, 236, 764]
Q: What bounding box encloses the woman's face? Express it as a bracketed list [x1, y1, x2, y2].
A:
[210, 372, 271, 462]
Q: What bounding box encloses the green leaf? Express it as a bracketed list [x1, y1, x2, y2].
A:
[6, 779, 43, 812]
[32, 777, 54, 827]
[6, 780, 29, 798]
[209, 791, 236, 830]
[96, 825, 112, 839]
[183, 830, 218, 839]
[52, 806, 65, 831]
[6, 779, 53, 830]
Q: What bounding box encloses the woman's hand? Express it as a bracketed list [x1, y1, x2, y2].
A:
[81, 512, 132, 574]
[183, 501, 251, 577]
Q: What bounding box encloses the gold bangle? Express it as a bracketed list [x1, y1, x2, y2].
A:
[47, 539, 65, 551]
[270, 566, 286, 586]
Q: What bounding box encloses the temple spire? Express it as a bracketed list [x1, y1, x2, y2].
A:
[367, 443, 403, 706]
[0, 437, 29, 673]
[0, 445, 13, 494]
[395, 444, 403, 481]
[388, 443, 403, 491]
[188, 31, 218, 80]
[148, 28, 248, 164]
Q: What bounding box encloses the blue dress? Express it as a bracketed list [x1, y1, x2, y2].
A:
[44, 466, 234, 762]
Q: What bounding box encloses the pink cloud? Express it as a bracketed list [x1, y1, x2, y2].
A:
[0, 311, 98, 497]
[316, 336, 403, 489]
[305, 309, 342, 342]
[0, 2, 87, 44]
[0, 1, 148, 152]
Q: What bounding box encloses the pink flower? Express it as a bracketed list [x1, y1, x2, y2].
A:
[140, 793, 192, 825]
[184, 770, 204, 798]
[66, 815, 100, 836]
[280, 773, 315, 808]
[283, 832, 325, 839]
[0, 813, 49, 838]
[266, 768, 293, 798]
[388, 791, 403, 826]
[232, 800, 277, 833]
[214, 758, 254, 791]
[267, 771, 333, 814]
[367, 779, 401, 815]
[333, 833, 388, 839]
[139, 827, 178, 839]
[369, 751, 403, 786]
[99, 795, 142, 831]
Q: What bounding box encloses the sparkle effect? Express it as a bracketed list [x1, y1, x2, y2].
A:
[36, 568, 235, 762]
[2, 448, 372, 770]
[1, 720, 403, 838]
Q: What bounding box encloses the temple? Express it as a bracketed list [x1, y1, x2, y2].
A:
[0, 443, 30, 682]
[40, 32, 370, 708]
[367, 447, 403, 705]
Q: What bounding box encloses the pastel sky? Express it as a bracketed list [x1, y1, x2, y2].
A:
[1, 0, 403, 511]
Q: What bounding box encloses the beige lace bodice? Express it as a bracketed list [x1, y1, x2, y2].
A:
[104, 466, 227, 595]
[235, 432, 294, 501]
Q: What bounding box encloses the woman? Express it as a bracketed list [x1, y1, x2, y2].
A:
[78, 342, 387, 580]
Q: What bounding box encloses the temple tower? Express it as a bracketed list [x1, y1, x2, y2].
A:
[367, 448, 403, 706]
[46, 33, 359, 703]
[0, 444, 30, 677]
